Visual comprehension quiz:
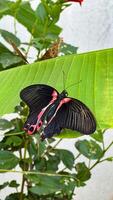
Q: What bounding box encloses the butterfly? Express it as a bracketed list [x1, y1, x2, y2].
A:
[20, 84, 96, 140]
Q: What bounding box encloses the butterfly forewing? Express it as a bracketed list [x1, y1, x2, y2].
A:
[20, 84, 59, 129]
[62, 98, 96, 134]
[45, 98, 96, 136]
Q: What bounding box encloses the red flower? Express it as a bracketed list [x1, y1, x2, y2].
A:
[65, 0, 84, 5]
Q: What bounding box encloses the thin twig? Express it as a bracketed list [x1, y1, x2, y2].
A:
[41, 138, 63, 158]
[0, 131, 25, 137]
[19, 138, 28, 200]
[25, 19, 38, 57]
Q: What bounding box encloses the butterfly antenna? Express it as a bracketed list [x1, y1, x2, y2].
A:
[65, 80, 82, 90]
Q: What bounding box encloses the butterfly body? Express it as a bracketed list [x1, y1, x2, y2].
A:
[20, 84, 96, 139]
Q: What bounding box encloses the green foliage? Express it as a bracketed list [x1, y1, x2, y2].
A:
[5, 193, 25, 200]
[27, 174, 63, 195]
[55, 149, 75, 169]
[0, 105, 112, 199]
[75, 162, 91, 184]
[0, 150, 19, 169]
[91, 129, 104, 143]
[5, 136, 22, 147]
[0, 118, 14, 132]
[61, 42, 78, 55]
[0, 29, 21, 46]
[75, 140, 103, 159]
[0, 0, 77, 70]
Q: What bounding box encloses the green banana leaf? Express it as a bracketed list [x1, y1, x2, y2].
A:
[0, 48, 113, 137]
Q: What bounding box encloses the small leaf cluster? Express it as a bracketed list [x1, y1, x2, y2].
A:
[0, 103, 113, 200]
[0, 0, 77, 70]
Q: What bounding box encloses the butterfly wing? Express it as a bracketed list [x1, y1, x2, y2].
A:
[20, 84, 59, 128]
[44, 98, 96, 138]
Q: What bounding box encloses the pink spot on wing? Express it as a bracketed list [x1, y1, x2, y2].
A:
[61, 98, 71, 103]
[52, 90, 58, 98]
[27, 125, 37, 135]
[37, 120, 43, 131]
[47, 98, 71, 124]
[50, 90, 58, 103]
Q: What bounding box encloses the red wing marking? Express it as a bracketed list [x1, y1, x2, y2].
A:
[37, 120, 43, 131]
[36, 90, 58, 131]
[27, 124, 37, 135]
[26, 90, 58, 135]
[48, 98, 71, 124]
[50, 90, 58, 103]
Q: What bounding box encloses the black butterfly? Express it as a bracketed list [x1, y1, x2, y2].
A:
[20, 84, 96, 140]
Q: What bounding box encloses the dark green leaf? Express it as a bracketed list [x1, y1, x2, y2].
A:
[32, 38, 44, 51]
[0, 150, 19, 169]
[47, 4, 62, 23]
[61, 42, 78, 55]
[35, 3, 47, 23]
[0, 0, 13, 19]
[91, 129, 104, 143]
[0, 29, 21, 46]
[56, 149, 74, 169]
[5, 193, 24, 200]
[5, 136, 22, 147]
[0, 42, 10, 53]
[14, 2, 37, 34]
[75, 140, 103, 159]
[75, 162, 91, 182]
[35, 158, 47, 171]
[14, 103, 28, 116]
[10, 2, 62, 38]
[0, 118, 14, 132]
[0, 142, 7, 150]
[62, 181, 75, 195]
[38, 141, 47, 156]
[27, 174, 63, 195]
[28, 138, 37, 157]
[0, 182, 9, 190]
[11, 118, 24, 133]
[0, 52, 22, 69]
[9, 180, 19, 188]
[19, 158, 30, 171]
[28, 134, 46, 159]
[75, 180, 86, 187]
[0, 42, 23, 70]
[46, 155, 60, 171]
[35, 134, 47, 156]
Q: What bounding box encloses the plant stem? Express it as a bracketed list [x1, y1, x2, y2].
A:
[2, 131, 25, 137]
[104, 141, 113, 152]
[19, 137, 28, 200]
[41, 138, 63, 158]
[25, 19, 38, 57]
[20, 176, 25, 200]
[0, 169, 77, 179]
[25, 35, 33, 57]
